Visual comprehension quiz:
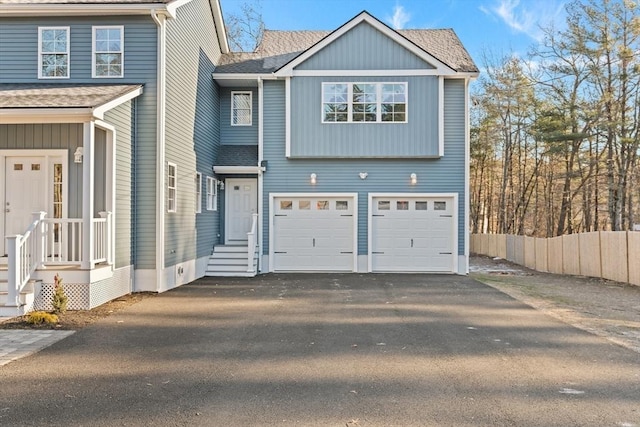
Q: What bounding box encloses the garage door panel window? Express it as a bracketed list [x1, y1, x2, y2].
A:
[397, 201, 409, 210]
[299, 200, 310, 210]
[317, 201, 329, 210]
[434, 201, 447, 210]
[378, 200, 390, 210]
[336, 200, 349, 210]
[280, 200, 293, 210]
[415, 201, 428, 210]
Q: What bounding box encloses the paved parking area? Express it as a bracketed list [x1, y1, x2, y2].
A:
[1, 274, 639, 426]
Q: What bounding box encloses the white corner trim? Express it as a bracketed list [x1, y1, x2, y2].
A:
[257, 77, 265, 272]
[439, 76, 444, 157]
[285, 77, 291, 158]
[464, 78, 471, 274]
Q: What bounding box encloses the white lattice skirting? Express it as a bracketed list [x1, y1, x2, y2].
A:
[34, 266, 133, 310]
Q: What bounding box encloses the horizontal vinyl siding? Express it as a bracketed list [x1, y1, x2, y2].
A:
[296, 22, 433, 71]
[219, 87, 259, 145]
[0, 16, 156, 83]
[264, 78, 466, 256]
[0, 123, 83, 218]
[104, 102, 134, 269]
[165, 0, 223, 266]
[290, 76, 439, 157]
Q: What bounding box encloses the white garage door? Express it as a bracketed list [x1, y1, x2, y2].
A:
[371, 196, 456, 272]
[272, 195, 356, 271]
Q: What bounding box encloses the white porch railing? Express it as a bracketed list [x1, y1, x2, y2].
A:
[246, 213, 259, 274]
[5, 211, 113, 307]
[5, 212, 46, 308]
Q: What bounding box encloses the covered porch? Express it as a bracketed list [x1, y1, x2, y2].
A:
[0, 84, 143, 315]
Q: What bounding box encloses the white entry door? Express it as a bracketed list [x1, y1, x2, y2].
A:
[225, 178, 258, 243]
[3, 157, 47, 253]
[370, 196, 456, 272]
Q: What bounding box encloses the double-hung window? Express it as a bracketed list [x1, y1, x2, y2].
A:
[93, 26, 124, 78]
[39, 27, 69, 79]
[322, 82, 407, 123]
[231, 91, 252, 126]
[167, 163, 177, 213]
[206, 177, 218, 211]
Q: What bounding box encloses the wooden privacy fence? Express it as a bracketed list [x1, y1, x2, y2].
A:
[470, 232, 640, 287]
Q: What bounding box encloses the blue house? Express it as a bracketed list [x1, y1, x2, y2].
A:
[0, 0, 228, 315]
[0, 1, 478, 316]
[209, 12, 479, 276]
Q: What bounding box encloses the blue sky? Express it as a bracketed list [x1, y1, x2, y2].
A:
[219, 0, 568, 66]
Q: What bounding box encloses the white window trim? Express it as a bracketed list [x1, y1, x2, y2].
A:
[195, 172, 202, 214]
[206, 176, 218, 211]
[231, 91, 253, 126]
[92, 25, 124, 79]
[38, 26, 70, 79]
[167, 162, 177, 213]
[321, 82, 408, 124]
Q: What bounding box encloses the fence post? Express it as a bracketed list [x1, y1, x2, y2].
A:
[6, 235, 21, 307]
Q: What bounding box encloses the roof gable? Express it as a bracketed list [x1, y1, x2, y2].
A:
[294, 21, 435, 72]
[275, 11, 457, 76]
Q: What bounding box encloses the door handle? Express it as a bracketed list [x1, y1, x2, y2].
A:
[411, 238, 414, 248]
[313, 238, 316, 247]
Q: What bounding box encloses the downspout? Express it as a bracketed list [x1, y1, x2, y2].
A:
[152, 10, 167, 289]
[257, 76, 264, 272]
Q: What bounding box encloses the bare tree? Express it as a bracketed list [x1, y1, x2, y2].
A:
[225, 1, 265, 52]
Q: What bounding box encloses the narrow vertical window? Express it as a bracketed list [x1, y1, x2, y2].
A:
[206, 177, 218, 211]
[167, 162, 177, 213]
[231, 91, 252, 126]
[39, 27, 69, 79]
[93, 26, 124, 78]
[53, 163, 63, 242]
[195, 172, 202, 213]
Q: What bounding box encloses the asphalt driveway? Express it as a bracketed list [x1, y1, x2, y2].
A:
[1, 274, 639, 426]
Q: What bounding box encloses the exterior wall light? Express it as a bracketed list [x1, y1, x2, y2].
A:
[410, 173, 417, 185]
[74, 147, 83, 163]
[359, 172, 368, 179]
[310, 173, 317, 184]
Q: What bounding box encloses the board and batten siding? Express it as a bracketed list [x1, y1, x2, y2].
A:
[263, 78, 467, 258]
[165, 0, 224, 266]
[104, 102, 134, 269]
[290, 76, 439, 157]
[219, 87, 259, 145]
[295, 21, 434, 71]
[0, 123, 84, 218]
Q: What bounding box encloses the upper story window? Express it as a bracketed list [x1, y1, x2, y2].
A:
[322, 82, 407, 123]
[231, 91, 252, 126]
[93, 26, 124, 78]
[38, 27, 69, 79]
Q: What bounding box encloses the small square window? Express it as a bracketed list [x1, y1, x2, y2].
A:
[280, 200, 292, 210]
[434, 201, 447, 211]
[13, 164, 23, 171]
[317, 201, 329, 210]
[298, 200, 310, 210]
[378, 200, 390, 210]
[31, 164, 41, 171]
[415, 201, 428, 210]
[336, 200, 349, 210]
[397, 201, 409, 210]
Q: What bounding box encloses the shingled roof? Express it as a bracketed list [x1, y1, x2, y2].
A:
[215, 22, 478, 75]
[0, 84, 143, 109]
[0, 0, 171, 4]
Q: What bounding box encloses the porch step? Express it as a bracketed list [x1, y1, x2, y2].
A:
[204, 245, 258, 277]
[0, 280, 36, 317]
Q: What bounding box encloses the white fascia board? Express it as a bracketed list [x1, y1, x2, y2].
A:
[0, 108, 93, 124]
[290, 69, 455, 77]
[165, 0, 194, 18]
[210, 0, 229, 54]
[0, 4, 172, 16]
[213, 73, 278, 80]
[275, 12, 456, 76]
[213, 165, 262, 174]
[93, 86, 144, 120]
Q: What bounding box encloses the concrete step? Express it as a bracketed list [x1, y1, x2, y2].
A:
[213, 245, 249, 253]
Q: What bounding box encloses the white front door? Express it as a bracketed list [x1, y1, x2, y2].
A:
[3, 157, 47, 253]
[225, 178, 258, 243]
